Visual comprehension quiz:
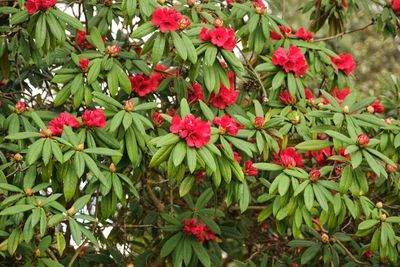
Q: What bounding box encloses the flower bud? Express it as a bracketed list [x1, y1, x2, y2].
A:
[317, 102, 324, 109]
[253, 1, 266, 14]
[179, 16, 191, 30]
[41, 129, 52, 138]
[384, 118, 393, 125]
[37, 200, 43, 207]
[187, 0, 195, 6]
[363, 250, 373, 259]
[157, 0, 165, 4]
[254, 116, 264, 129]
[380, 214, 387, 222]
[386, 163, 398, 173]
[309, 169, 321, 182]
[109, 163, 117, 173]
[14, 153, 23, 162]
[25, 188, 33, 196]
[14, 101, 25, 114]
[321, 233, 329, 244]
[106, 45, 120, 57]
[213, 18, 223, 27]
[356, 134, 369, 147]
[67, 207, 75, 216]
[79, 58, 89, 73]
[124, 100, 134, 112]
[293, 115, 301, 125]
[76, 144, 84, 151]
[342, 105, 349, 114]
[376, 202, 383, 209]
[218, 126, 227, 135]
[34, 249, 41, 257]
[366, 105, 375, 114]
[104, 0, 112, 6]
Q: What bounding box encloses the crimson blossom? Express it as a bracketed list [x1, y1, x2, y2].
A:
[330, 53, 356, 76]
[170, 115, 211, 148]
[182, 218, 215, 244]
[209, 71, 238, 109]
[48, 113, 80, 136]
[272, 46, 308, 77]
[26, 0, 57, 14]
[82, 109, 106, 128]
[213, 115, 241, 136]
[151, 7, 185, 33]
[279, 90, 297, 105]
[200, 26, 237, 51]
[274, 147, 303, 168]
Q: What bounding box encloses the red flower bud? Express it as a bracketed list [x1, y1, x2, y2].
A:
[309, 169, 321, 182]
[106, 44, 120, 57]
[254, 116, 264, 129]
[14, 101, 25, 114]
[213, 18, 223, 27]
[386, 163, 398, 173]
[79, 58, 89, 73]
[363, 250, 373, 259]
[124, 100, 134, 112]
[357, 134, 369, 147]
[179, 16, 191, 29]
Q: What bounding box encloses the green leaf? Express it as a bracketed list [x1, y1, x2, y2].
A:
[35, 15, 47, 48]
[131, 21, 156, 38]
[179, 176, 195, 196]
[192, 241, 211, 267]
[160, 233, 183, 257]
[199, 100, 214, 121]
[84, 147, 122, 157]
[295, 140, 332, 151]
[358, 219, 379, 230]
[87, 59, 102, 84]
[69, 219, 82, 245]
[195, 188, 213, 210]
[0, 204, 34, 215]
[0, 183, 24, 193]
[252, 163, 283, 171]
[172, 31, 187, 61]
[304, 184, 314, 211]
[278, 175, 290, 196]
[172, 142, 187, 166]
[89, 27, 105, 52]
[301, 245, 321, 265]
[287, 73, 297, 96]
[180, 98, 191, 117]
[152, 33, 166, 64]
[72, 194, 91, 211]
[198, 147, 216, 172]
[181, 34, 197, 64]
[51, 9, 84, 30]
[339, 165, 353, 194]
[26, 138, 45, 165]
[272, 71, 285, 90]
[325, 130, 353, 144]
[5, 132, 41, 140]
[204, 45, 217, 67]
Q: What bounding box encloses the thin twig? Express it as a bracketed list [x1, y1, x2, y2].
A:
[67, 242, 87, 267]
[335, 239, 373, 267]
[313, 21, 375, 42]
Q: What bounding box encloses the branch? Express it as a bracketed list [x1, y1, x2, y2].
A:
[335, 239, 373, 267]
[313, 21, 375, 42]
[67, 242, 87, 267]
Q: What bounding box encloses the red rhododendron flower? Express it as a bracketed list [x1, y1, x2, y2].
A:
[48, 113, 80, 136]
[295, 27, 314, 41]
[26, 0, 40, 14]
[305, 89, 315, 100]
[274, 147, 303, 168]
[331, 54, 356, 76]
[270, 25, 293, 40]
[322, 87, 350, 105]
[41, 0, 57, 9]
[77, 31, 106, 49]
[393, 0, 400, 13]
[367, 100, 384, 114]
[243, 160, 258, 176]
[130, 74, 159, 97]
[179, 16, 191, 30]
[309, 169, 321, 181]
[151, 7, 183, 33]
[152, 112, 165, 127]
[214, 115, 241, 136]
[279, 90, 297, 105]
[200, 26, 237, 51]
[234, 152, 242, 163]
[187, 83, 205, 104]
[272, 46, 308, 77]
[79, 58, 89, 72]
[182, 218, 215, 243]
[82, 109, 106, 128]
[209, 72, 238, 109]
[341, 0, 348, 8]
[170, 115, 211, 148]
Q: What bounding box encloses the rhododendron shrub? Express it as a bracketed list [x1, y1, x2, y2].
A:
[1, 0, 400, 266]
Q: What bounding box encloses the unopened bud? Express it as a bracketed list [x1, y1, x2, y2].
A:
[76, 144, 84, 151]
[309, 170, 321, 182]
[157, 0, 165, 4]
[25, 188, 33, 196]
[187, 0, 195, 6]
[214, 18, 223, 27]
[106, 45, 120, 57]
[67, 207, 75, 216]
[109, 163, 117, 173]
[380, 214, 387, 222]
[366, 105, 375, 114]
[342, 105, 349, 114]
[37, 200, 43, 207]
[14, 153, 23, 162]
[321, 233, 329, 244]
[34, 249, 41, 257]
[376, 202, 383, 209]
[124, 100, 134, 112]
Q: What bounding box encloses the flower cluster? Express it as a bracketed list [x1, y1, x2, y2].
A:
[244, 160, 258, 176]
[187, 83, 205, 104]
[130, 65, 172, 97]
[214, 115, 241, 136]
[182, 218, 215, 243]
[151, 7, 189, 32]
[274, 147, 303, 168]
[48, 113, 80, 136]
[170, 115, 211, 148]
[330, 54, 356, 76]
[272, 46, 308, 77]
[82, 109, 106, 128]
[279, 90, 297, 105]
[322, 87, 350, 106]
[26, 0, 57, 15]
[200, 26, 237, 51]
[367, 100, 384, 114]
[253, 0, 266, 14]
[295, 27, 314, 41]
[209, 72, 238, 109]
